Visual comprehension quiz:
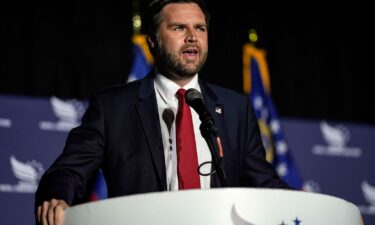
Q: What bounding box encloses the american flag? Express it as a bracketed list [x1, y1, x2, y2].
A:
[243, 43, 303, 189]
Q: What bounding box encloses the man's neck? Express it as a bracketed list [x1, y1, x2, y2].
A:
[155, 68, 197, 88]
[173, 77, 195, 87]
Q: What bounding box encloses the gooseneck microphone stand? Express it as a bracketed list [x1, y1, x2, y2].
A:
[199, 117, 227, 188]
[185, 88, 227, 187]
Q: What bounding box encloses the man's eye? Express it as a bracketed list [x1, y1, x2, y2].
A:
[174, 26, 184, 31]
[196, 27, 207, 32]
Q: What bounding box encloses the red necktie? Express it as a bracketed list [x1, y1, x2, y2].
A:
[175, 88, 201, 189]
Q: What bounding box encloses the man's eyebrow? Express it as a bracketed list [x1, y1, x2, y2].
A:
[168, 22, 207, 27]
[195, 23, 207, 29]
[195, 23, 207, 27]
[168, 22, 185, 26]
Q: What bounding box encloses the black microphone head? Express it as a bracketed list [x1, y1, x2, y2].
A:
[185, 88, 203, 106]
[185, 88, 215, 125]
[185, 88, 217, 136]
[162, 108, 175, 134]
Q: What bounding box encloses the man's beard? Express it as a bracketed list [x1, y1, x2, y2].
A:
[156, 39, 208, 80]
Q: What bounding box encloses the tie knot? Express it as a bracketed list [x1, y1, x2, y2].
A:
[176, 88, 186, 100]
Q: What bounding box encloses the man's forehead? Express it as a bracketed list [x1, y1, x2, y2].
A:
[161, 3, 206, 24]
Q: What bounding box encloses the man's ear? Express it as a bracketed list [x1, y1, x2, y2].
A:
[147, 36, 155, 49]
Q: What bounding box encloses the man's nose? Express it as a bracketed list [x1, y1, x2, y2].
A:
[185, 30, 197, 43]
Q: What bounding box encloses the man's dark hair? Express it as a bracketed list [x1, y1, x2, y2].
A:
[145, 0, 210, 39]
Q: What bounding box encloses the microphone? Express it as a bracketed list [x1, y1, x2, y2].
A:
[162, 108, 175, 135]
[185, 88, 226, 186]
[185, 88, 223, 158]
[185, 88, 216, 134]
[162, 108, 175, 191]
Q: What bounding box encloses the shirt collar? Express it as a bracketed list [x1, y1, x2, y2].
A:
[154, 72, 201, 105]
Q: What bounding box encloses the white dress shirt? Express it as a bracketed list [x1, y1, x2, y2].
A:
[154, 73, 212, 191]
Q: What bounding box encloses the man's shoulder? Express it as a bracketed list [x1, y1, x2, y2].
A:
[94, 79, 143, 99]
[203, 82, 248, 102]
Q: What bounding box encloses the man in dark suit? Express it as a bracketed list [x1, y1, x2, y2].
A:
[36, 0, 290, 224]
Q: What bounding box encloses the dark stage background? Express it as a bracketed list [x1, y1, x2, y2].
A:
[1, 1, 374, 124]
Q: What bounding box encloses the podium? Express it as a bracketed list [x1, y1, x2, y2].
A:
[63, 188, 362, 225]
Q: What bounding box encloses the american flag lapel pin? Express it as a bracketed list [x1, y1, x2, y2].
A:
[215, 105, 223, 115]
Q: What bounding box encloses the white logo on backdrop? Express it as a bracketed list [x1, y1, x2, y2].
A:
[358, 181, 375, 215]
[39, 96, 85, 132]
[0, 118, 12, 128]
[0, 155, 44, 193]
[311, 121, 361, 157]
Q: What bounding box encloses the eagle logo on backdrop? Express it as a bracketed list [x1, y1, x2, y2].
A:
[0, 155, 44, 193]
[0, 117, 12, 128]
[358, 180, 375, 215]
[39, 96, 85, 132]
[312, 121, 362, 157]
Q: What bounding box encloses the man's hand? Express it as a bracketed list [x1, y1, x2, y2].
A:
[37, 199, 69, 225]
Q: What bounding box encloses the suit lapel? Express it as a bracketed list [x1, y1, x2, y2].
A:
[199, 80, 227, 152]
[136, 74, 167, 190]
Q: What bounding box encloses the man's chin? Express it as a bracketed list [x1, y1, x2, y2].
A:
[167, 60, 205, 78]
[179, 67, 199, 77]
[176, 71, 197, 79]
[180, 63, 201, 74]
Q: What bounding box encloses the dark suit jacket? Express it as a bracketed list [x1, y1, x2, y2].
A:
[35, 74, 289, 206]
